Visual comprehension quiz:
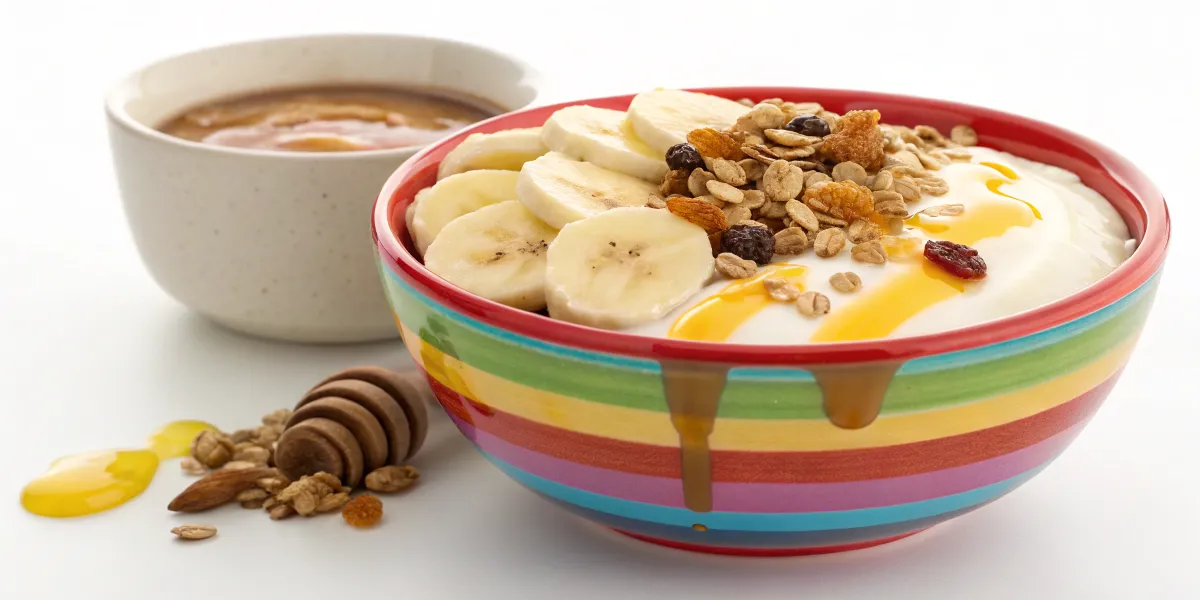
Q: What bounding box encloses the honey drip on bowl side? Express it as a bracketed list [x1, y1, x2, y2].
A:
[660, 361, 730, 512]
[20, 420, 214, 518]
[810, 363, 902, 429]
[659, 361, 903, 515]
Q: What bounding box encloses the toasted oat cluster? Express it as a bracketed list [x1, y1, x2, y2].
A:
[657, 97, 981, 316]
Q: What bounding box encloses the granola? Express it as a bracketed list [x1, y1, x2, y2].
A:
[716, 252, 757, 279]
[171, 524, 217, 541]
[814, 228, 847, 258]
[829, 272, 863, 293]
[796, 291, 831, 317]
[851, 240, 888, 264]
[763, 277, 802, 302]
[645, 93, 983, 324]
[773, 227, 809, 255]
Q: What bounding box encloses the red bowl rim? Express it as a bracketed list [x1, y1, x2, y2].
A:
[372, 87, 1170, 365]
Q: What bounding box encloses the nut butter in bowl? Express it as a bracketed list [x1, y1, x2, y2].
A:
[106, 34, 547, 343]
[158, 85, 498, 153]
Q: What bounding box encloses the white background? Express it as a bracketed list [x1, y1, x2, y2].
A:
[1, 1, 1198, 598]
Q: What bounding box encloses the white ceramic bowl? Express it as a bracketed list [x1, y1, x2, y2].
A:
[106, 34, 547, 343]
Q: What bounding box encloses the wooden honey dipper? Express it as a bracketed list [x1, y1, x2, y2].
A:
[275, 367, 433, 488]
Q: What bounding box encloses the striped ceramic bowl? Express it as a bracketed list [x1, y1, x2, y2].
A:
[372, 88, 1169, 556]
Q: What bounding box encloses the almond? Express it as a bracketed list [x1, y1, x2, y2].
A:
[667, 196, 728, 235]
[167, 467, 278, 513]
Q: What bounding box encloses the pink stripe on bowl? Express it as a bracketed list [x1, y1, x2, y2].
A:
[449, 412, 1088, 512]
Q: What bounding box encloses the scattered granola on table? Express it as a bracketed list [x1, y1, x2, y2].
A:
[166, 366, 430, 539]
[796, 291, 832, 317]
[171, 524, 217, 541]
[364, 465, 421, 493]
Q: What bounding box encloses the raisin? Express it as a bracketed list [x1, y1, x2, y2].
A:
[721, 223, 775, 264]
[924, 240, 987, 280]
[341, 494, 383, 528]
[665, 143, 705, 172]
[784, 115, 830, 137]
[819, 110, 886, 170]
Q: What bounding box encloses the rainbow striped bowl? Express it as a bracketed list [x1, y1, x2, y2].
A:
[372, 88, 1169, 556]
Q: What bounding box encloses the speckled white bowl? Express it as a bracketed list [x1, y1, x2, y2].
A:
[106, 34, 546, 343]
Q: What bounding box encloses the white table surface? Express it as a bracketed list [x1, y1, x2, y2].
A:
[2, 1, 1198, 597]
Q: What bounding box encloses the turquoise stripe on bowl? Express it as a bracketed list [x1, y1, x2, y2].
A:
[482, 451, 1048, 532]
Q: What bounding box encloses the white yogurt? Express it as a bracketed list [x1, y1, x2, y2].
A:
[626, 147, 1135, 343]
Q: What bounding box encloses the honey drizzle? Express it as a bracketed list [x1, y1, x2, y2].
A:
[667, 159, 1043, 345]
[811, 162, 1038, 342]
[668, 265, 807, 341]
[979, 161, 1042, 219]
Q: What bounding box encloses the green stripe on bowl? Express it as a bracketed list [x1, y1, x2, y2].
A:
[721, 294, 1150, 419]
[383, 269, 1149, 420]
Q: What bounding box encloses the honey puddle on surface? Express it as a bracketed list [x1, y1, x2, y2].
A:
[659, 159, 1042, 513]
[21, 420, 213, 518]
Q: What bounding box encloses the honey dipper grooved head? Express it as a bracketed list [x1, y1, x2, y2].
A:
[286, 397, 389, 472]
[304, 418, 365, 488]
[307, 366, 430, 460]
[299, 379, 411, 466]
[274, 424, 344, 484]
[275, 418, 365, 488]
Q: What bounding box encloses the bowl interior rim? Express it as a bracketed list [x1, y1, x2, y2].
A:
[373, 86, 1169, 366]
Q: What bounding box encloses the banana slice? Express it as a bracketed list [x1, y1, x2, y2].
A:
[516, 152, 659, 230]
[437, 128, 548, 180]
[405, 191, 423, 236]
[424, 200, 558, 311]
[541, 106, 667, 182]
[627, 89, 750, 154]
[410, 170, 520, 255]
[545, 207, 714, 330]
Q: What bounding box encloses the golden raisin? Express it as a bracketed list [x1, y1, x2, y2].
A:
[802, 181, 875, 221]
[341, 494, 383, 528]
[820, 110, 885, 170]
